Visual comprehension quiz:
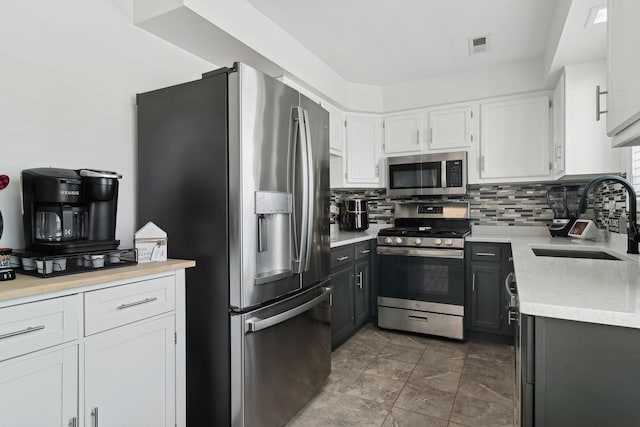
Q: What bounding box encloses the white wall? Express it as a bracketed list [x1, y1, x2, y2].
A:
[382, 57, 547, 112]
[0, 0, 214, 250]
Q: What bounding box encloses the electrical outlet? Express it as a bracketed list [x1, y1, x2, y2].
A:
[610, 218, 619, 228]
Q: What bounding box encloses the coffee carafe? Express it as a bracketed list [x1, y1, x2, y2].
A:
[547, 185, 579, 237]
[22, 168, 122, 253]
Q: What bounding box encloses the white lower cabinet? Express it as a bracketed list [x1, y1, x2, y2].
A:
[0, 269, 185, 427]
[0, 345, 78, 427]
[85, 315, 175, 427]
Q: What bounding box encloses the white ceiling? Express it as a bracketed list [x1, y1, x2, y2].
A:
[247, 0, 559, 85]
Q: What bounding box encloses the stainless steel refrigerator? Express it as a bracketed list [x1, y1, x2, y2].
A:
[136, 63, 331, 427]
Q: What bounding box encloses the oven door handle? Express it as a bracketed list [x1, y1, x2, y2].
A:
[376, 246, 463, 259]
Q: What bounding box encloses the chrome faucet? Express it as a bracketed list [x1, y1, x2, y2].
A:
[577, 175, 639, 254]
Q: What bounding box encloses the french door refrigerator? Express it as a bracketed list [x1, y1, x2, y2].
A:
[136, 63, 331, 427]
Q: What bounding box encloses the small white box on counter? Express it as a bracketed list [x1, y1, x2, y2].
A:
[135, 222, 167, 263]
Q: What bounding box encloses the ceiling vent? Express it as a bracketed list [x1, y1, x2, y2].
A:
[468, 34, 490, 55]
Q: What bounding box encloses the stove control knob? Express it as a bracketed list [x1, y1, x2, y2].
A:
[394, 237, 403, 244]
[445, 239, 453, 246]
[415, 239, 422, 245]
[434, 239, 442, 245]
[385, 237, 393, 244]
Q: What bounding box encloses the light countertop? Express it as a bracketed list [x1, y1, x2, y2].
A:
[0, 259, 195, 303]
[330, 224, 391, 248]
[469, 225, 640, 329]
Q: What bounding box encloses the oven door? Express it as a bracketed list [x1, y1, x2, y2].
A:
[377, 246, 464, 306]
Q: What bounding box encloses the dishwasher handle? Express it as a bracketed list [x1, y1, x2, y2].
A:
[245, 287, 331, 333]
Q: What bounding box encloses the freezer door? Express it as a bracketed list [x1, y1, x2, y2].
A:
[231, 283, 332, 427]
[299, 95, 330, 288]
[230, 64, 303, 309]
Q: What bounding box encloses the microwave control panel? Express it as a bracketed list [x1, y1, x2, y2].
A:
[446, 160, 463, 187]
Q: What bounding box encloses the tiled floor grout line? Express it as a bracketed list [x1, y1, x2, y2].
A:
[378, 339, 432, 426]
[447, 348, 469, 426]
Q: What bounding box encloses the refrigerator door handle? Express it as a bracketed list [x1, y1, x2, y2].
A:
[302, 109, 314, 272]
[292, 107, 310, 274]
[244, 286, 331, 333]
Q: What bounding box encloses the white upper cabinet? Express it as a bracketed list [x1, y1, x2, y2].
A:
[325, 103, 345, 154]
[344, 114, 382, 186]
[425, 105, 474, 151]
[558, 61, 621, 177]
[607, 0, 640, 146]
[479, 95, 551, 180]
[383, 113, 421, 154]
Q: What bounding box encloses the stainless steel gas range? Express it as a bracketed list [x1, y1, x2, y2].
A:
[377, 202, 470, 340]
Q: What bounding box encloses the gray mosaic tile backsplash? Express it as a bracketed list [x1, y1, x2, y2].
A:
[331, 175, 630, 233]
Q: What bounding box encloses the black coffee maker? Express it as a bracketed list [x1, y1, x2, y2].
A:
[547, 185, 579, 237]
[22, 168, 122, 253]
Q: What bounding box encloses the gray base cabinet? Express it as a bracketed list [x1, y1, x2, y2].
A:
[521, 315, 640, 427]
[330, 240, 373, 349]
[465, 242, 514, 338]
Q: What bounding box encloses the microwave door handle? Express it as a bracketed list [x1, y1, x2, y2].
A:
[441, 160, 447, 189]
[291, 107, 309, 274]
[302, 109, 314, 271]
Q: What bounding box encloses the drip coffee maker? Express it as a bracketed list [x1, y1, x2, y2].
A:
[22, 168, 122, 253]
[547, 185, 579, 237]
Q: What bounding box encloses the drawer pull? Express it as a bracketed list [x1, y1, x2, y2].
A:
[359, 249, 371, 255]
[475, 252, 496, 257]
[408, 315, 428, 322]
[117, 297, 158, 310]
[0, 325, 45, 341]
[336, 256, 350, 262]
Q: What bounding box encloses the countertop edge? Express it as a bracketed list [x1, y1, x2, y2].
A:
[0, 259, 196, 303]
[330, 234, 377, 248]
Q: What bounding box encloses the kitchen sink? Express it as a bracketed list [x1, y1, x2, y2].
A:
[531, 247, 624, 261]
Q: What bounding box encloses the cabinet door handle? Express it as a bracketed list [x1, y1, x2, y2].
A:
[475, 252, 496, 257]
[336, 255, 349, 262]
[416, 129, 420, 145]
[0, 325, 45, 340]
[472, 272, 476, 292]
[92, 407, 99, 427]
[359, 249, 371, 255]
[356, 272, 363, 289]
[69, 417, 77, 427]
[596, 85, 608, 121]
[117, 297, 157, 310]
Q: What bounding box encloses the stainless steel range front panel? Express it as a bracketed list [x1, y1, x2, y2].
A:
[378, 305, 464, 340]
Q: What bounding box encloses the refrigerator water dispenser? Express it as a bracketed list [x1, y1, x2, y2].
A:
[254, 191, 293, 285]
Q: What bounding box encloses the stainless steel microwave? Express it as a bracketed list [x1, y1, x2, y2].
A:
[387, 151, 467, 197]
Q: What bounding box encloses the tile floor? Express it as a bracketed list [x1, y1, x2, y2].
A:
[287, 323, 516, 427]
